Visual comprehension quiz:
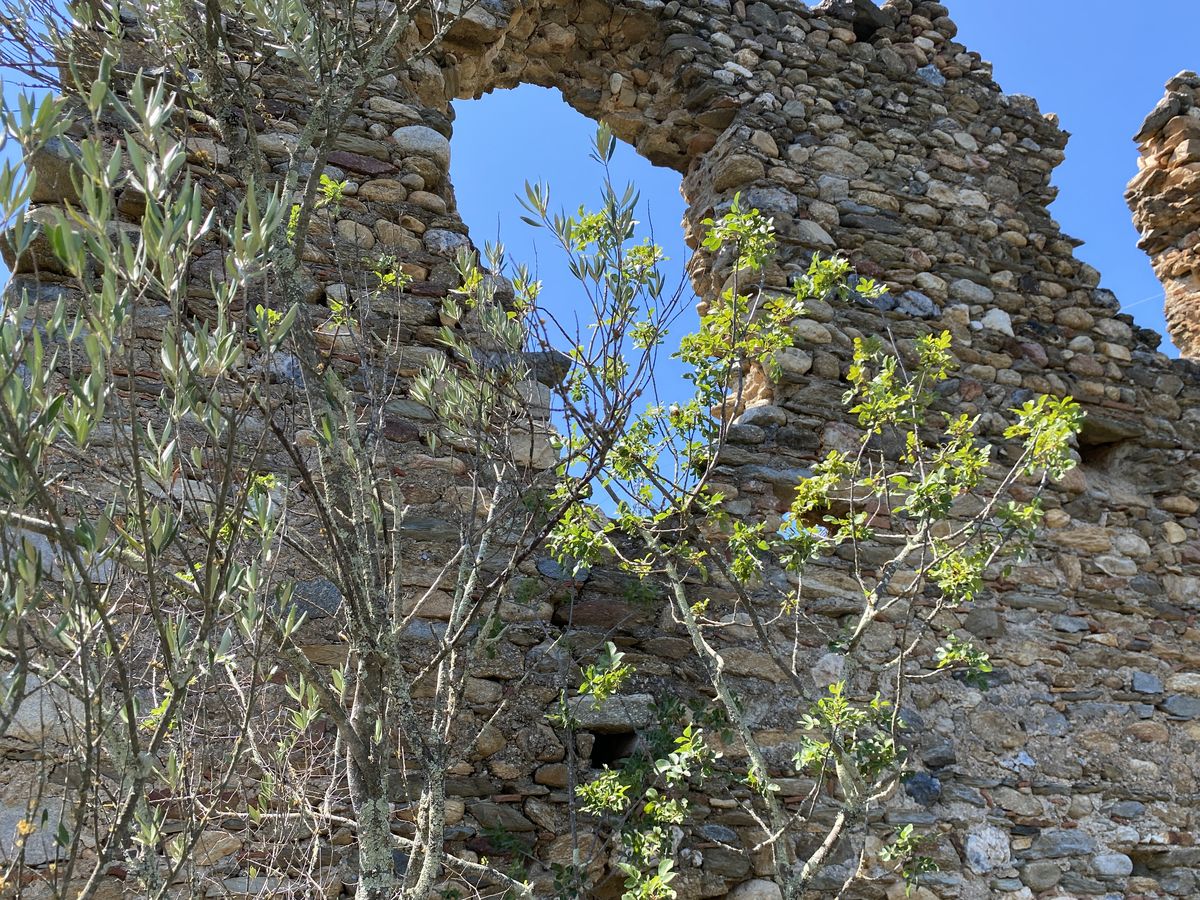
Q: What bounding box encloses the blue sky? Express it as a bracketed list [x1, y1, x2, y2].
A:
[451, 0, 1198, 358]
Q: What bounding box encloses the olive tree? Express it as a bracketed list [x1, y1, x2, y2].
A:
[0, 34, 752, 900]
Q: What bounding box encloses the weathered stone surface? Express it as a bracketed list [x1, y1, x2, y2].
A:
[895, 290, 940, 318]
[28, 136, 81, 203]
[9, 5, 1200, 900]
[792, 219, 836, 248]
[916, 64, 947, 88]
[0, 802, 64, 865]
[903, 772, 941, 806]
[1021, 860, 1063, 891]
[952, 279, 995, 304]
[981, 308, 1014, 336]
[713, 155, 764, 191]
[1132, 671, 1164, 694]
[391, 125, 451, 168]
[1128, 74, 1200, 356]
[726, 880, 782, 900]
[509, 427, 558, 469]
[1025, 829, 1099, 859]
[534, 763, 568, 787]
[424, 228, 471, 256]
[467, 800, 535, 832]
[327, 150, 398, 175]
[357, 179, 408, 202]
[965, 824, 1010, 874]
[192, 830, 243, 865]
[291, 577, 343, 619]
[2, 673, 82, 743]
[1167, 673, 1200, 695]
[1162, 695, 1200, 719]
[1094, 853, 1134, 877]
[565, 693, 655, 732]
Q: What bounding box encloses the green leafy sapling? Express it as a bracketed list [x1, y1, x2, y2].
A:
[558, 637, 718, 900]
[532, 125, 1084, 900]
[373, 252, 413, 290]
[879, 824, 939, 896]
[934, 634, 993, 689]
[579, 641, 634, 708]
[796, 683, 900, 799]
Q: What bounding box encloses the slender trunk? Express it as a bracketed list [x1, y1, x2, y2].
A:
[350, 656, 397, 900]
[657, 553, 795, 884]
[355, 794, 396, 900]
[787, 809, 849, 899]
[407, 760, 447, 900]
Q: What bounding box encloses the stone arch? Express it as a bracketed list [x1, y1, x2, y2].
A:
[448, 82, 692, 313]
[441, 1, 727, 173]
[424, 1, 769, 311]
[403, 0, 1148, 361]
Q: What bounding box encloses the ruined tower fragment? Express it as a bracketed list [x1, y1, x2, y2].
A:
[1128, 71, 1200, 358]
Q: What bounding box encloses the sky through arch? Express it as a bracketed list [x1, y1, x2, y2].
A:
[451, 84, 695, 405]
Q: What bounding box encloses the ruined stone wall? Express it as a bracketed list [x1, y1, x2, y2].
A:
[5, 1, 1200, 898]
[1128, 70, 1200, 359]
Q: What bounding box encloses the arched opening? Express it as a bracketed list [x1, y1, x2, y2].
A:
[449, 83, 694, 402]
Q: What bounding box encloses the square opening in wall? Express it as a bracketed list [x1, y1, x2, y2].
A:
[588, 730, 639, 769]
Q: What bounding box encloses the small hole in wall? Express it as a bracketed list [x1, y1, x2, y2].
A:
[589, 730, 639, 769]
[1078, 439, 1124, 470]
[1076, 418, 1133, 470]
[853, 20, 880, 43]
